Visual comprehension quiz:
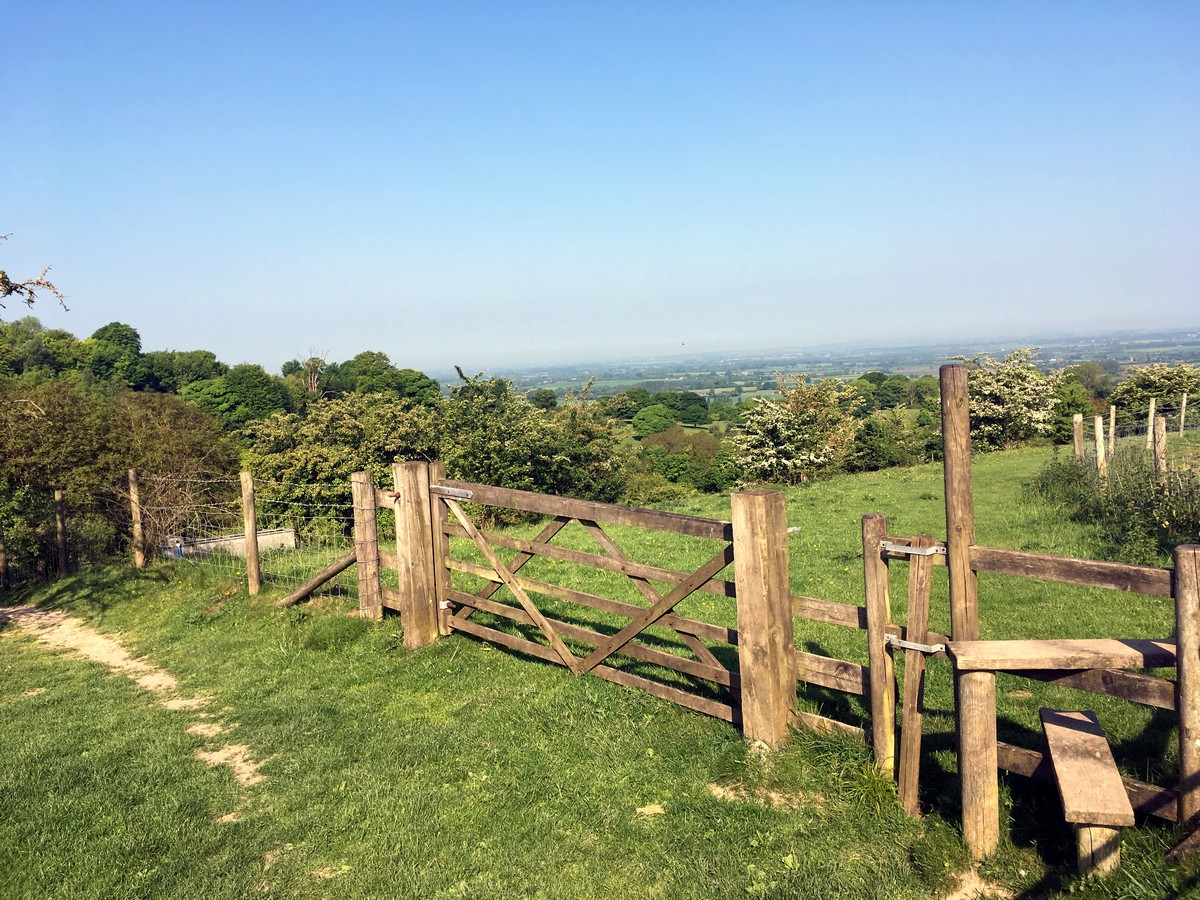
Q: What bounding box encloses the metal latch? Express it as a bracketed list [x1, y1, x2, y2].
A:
[432, 486, 474, 500]
[885, 634, 946, 655]
[880, 540, 946, 557]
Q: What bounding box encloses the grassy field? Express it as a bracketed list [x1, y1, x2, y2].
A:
[3, 445, 1198, 898]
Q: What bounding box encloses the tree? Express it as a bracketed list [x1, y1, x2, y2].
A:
[528, 388, 558, 410]
[736, 375, 863, 484]
[1109, 363, 1200, 424]
[956, 349, 1061, 451]
[180, 363, 293, 429]
[0, 235, 65, 312]
[631, 403, 677, 437]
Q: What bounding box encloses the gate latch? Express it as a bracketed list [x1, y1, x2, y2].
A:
[880, 540, 946, 558]
[885, 634, 946, 655]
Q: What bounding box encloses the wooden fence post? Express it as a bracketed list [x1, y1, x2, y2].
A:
[428, 461, 452, 636]
[1182, 393, 1190, 437]
[240, 471, 261, 595]
[0, 522, 9, 591]
[1094, 417, 1108, 479]
[1146, 398, 1157, 450]
[1073, 414, 1085, 460]
[1108, 405, 1116, 458]
[351, 471, 382, 620]
[1154, 416, 1168, 478]
[393, 461, 439, 649]
[54, 489, 68, 578]
[732, 488, 795, 748]
[128, 468, 146, 569]
[1178, 545, 1200, 828]
[940, 363, 997, 858]
[863, 513, 895, 775]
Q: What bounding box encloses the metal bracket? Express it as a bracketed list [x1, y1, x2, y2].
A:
[432, 486, 474, 500]
[885, 634, 946, 655]
[880, 540, 946, 557]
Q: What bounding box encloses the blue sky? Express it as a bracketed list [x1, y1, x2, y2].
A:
[2, 1, 1197, 374]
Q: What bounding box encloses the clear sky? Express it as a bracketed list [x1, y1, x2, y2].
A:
[2, 1, 1197, 375]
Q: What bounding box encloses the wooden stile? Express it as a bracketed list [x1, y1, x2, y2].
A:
[128, 469, 145, 569]
[240, 472, 260, 595]
[1073, 414, 1084, 460]
[351, 471, 383, 621]
[732, 489, 795, 748]
[969, 546, 1171, 596]
[863, 514, 896, 775]
[898, 535, 935, 815]
[1176, 545, 1200, 828]
[947, 638, 1176, 672]
[393, 462, 439, 649]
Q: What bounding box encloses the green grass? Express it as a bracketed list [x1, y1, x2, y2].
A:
[3, 445, 1199, 897]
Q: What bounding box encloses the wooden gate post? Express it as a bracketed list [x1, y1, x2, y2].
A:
[1073, 414, 1085, 460]
[1146, 398, 1157, 450]
[1094, 417, 1108, 479]
[428, 461, 452, 636]
[940, 363, 998, 858]
[393, 461, 439, 649]
[1181, 393, 1189, 437]
[863, 513, 895, 775]
[351, 471, 382, 620]
[1108, 405, 1116, 459]
[1176, 545, 1200, 827]
[54, 489, 68, 578]
[732, 488, 795, 748]
[129, 468, 146, 569]
[240, 471, 261, 595]
[1154, 416, 1168, 478]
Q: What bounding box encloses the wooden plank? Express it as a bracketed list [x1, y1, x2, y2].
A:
[948, 639, 1177, 672]
[444, 523, 736, 598]
[581, 519, 664, 607]
[898, 535, 935, 816]
[1039, 709, 1135, 827]
[863, 513, 896, 776]
[445, 498, 580, 672]
[1016, 668, 1175, 710]
[373, 486, 397, 510]
[351, 471, 382, 621]
[1176, 545, 1200, 827]
[731, 489, 795, 748]
[969, 546, 1172, 597]
[378, 549, 399, 571]
[434, 478, 734, 540]
[576, 543, 735, 674]
[275, 550, 355, 608]
[791, 709, 866, 742]
[469, 515, 572, 604]
[445, 588, 734, 686]
[793, 594, 867, 629]
[997, 740, 1178, 822]
[795, 651, 867, 695]
[393, 462, 439, 648]
[381, 587, 404, 611]
[429, 461, 452, 636]
[445, 557, 738, 645]
[448, 615, 563, 666]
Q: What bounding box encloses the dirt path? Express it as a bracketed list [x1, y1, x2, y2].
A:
[1, 605, 264, 792]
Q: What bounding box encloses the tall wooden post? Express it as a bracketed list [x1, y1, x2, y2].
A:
[732, 489, 795, 748]
[1094, 417, 1108, 479]
[1181, 393, 1190, 437]
[1154, 416, 1168, 477]
[1146, 398, 1157, 450]
[240, 471, 261, 595]
[0, 522, 9, 591]
[940, 364, 997, 858]
[54, 489, 68, 578]
[1176, 545, 1200, 828]
[351, 471, 382, 620]
[128, 469, 146, 569]
[428, 461, 452, 636]
[1108, 405, 1116, 459]
[393, 461, 439, 649]
[1073, 414, 1085, 460]
[863, 513, 895, 775]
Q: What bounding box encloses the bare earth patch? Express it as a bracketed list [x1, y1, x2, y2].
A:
[708, 781, 824, 811]
[942, 869, 1014, 900]
[1, 604, 264, 789]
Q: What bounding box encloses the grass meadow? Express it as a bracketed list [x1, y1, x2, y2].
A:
[3, 445, 1199, 898]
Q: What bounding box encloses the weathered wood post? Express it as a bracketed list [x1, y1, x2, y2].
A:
[1073, 414, 1085, 460]
[732, 488, 795, 748]
[1108, 405, 1116, 459]
[1182, 393, 1190, 437]
[1094, 416, 1108, 479]
[1146, 398, 1157, 450]
[863, 513, 895, 775]
[898, 534, 935, 815]
[1154, 416, 1168, 478]
[393, 461, 439, 649]
[1176, 545, 1200, 828]
[351, 471, 382, 620]
[427, 461, 452, 636]
[128, 469, 146, 569]
[940, 363, 998, 858]
[0, 522, 9, 591]
[54, 489, 68, 578]
[240, 471, 261, 595]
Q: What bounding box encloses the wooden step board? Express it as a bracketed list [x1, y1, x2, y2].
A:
[947, 638, 1176, 672]
[1040, 709, 1134, 876]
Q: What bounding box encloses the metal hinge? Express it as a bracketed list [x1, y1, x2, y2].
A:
[885, 634, 946, 655]
[880, 540, 946, 558]
[431, 485, 475, 500]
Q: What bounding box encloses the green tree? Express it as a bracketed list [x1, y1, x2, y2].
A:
[1109, 363, 1200, 424]
[956, 348, 1061, 451]
[736, 375, 863, 484]
[180, 364, 293, 429]
[631, 403, 677, 437]
[528, 388, 558, 410]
